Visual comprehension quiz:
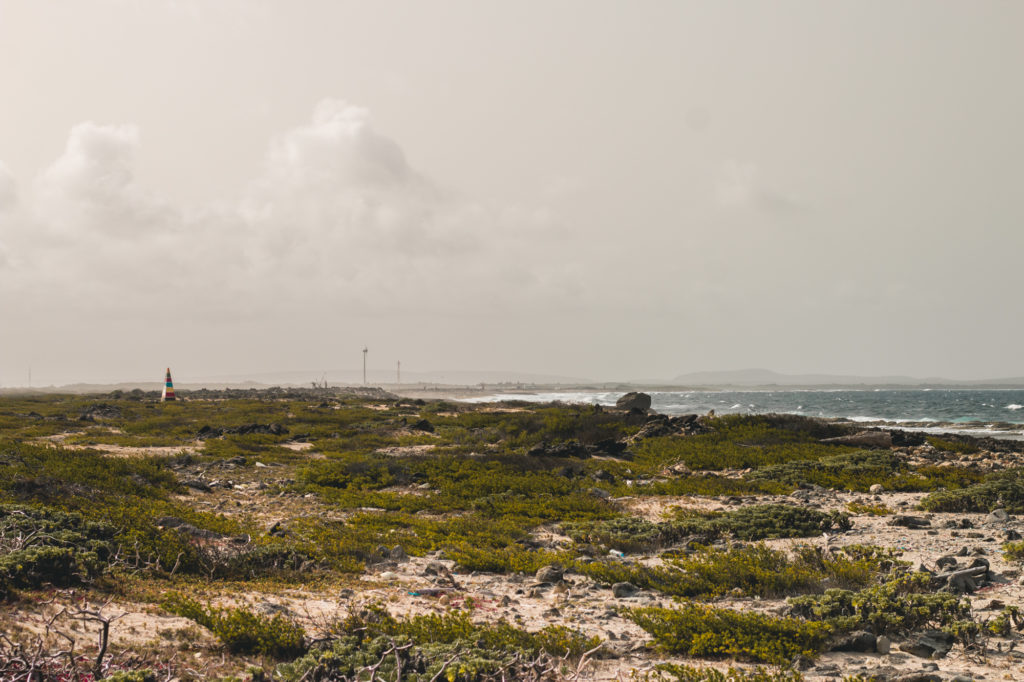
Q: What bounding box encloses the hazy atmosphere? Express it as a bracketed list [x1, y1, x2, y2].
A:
[2, 0, 1022, 386]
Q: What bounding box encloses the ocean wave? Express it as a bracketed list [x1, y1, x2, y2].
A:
[1007, 404, 1023, 410]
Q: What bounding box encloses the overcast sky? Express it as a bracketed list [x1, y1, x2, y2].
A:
[1, 1, 1022, 386]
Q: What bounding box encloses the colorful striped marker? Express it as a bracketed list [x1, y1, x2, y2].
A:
[161, 367, 176, 402]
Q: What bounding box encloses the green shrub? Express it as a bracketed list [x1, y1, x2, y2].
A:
[278, 607, 599, 680]
[632, 416, 856, 472]
[788, 572, 971, 636]
[641, 665, 804, 682]
[919, 471, 1024, 513]
[746, 451, 984, 493]
[576, 544, 881, 599]
[1005, 541, 1024, 562]
[162, 593, 306, 658]
[628, 604, 831, 663]
[926, 437, 979, 455]
[670, 504, 852, 542]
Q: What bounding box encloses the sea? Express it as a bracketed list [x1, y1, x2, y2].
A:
[462, 389, 1024, 440]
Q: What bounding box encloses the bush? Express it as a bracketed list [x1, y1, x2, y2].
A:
[162, 593, 306, 658]
[641, 665, 804, 682]
[576, 544, 882, 600]
[788, 572, 971, 636]
[278, 607, 599, 681]
[628, 604, 831, 663]
[919, 471, 1024, 513]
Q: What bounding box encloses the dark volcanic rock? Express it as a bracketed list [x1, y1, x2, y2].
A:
[78, 403, 122, 421]
[197, 423, 288, 439]
[888, 515, 931, 529]
[615, 392, 652, 411]
[830, 630, 877, 653]
[410, 419, 435, 433]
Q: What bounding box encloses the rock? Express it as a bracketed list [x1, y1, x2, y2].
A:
[987, 508, 1010, 523]
[935, 555, 958, 570]
[389, 545, 408, 562]
[821, 430, 893, 449]
[1006, 529, 1022, 541]
[78, 403, 122, 421]
[899, 630, 954, 659]
[410, 419, 435, 433]
[612, 582, 639, 598]
[876, 634, 891, 654]
[888, 515, 931, 529]
[893, 675, 942, 682]
[423, 561, 447, 576]
[588, 487, 612, 500]
[535, 564, 564, 584]
[831, 630, 877, 653]
[182, 478, 211, 492]
[268, 521, 287, 537]
[869, 483, 885, 494]
[615, 392, 652, 411]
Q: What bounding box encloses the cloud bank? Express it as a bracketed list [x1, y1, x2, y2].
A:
[0, 100, 575, 326]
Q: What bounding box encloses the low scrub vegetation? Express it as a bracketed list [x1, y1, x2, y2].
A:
[162, 592, 307, 658]
[628, 603, 831, 663]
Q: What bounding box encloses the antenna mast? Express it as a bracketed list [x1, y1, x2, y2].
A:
[362, 347, 368, 385]
[397, 360, 401, 384]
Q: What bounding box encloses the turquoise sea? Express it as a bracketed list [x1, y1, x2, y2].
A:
[464, 389, 1024, 439]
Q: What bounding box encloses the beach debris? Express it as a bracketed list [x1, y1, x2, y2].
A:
[161, 367, 176, 402]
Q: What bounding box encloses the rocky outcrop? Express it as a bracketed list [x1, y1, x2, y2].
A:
[615, 392, 652, 411]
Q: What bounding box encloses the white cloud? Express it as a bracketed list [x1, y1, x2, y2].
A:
[0, 161, 17, 211]
[1, 100, 579, 322]
[714, 159, 801, 214]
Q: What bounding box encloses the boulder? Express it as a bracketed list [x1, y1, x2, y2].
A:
[830, 630, 877, 653]
[888, 515, 931, 529]
[615, 392, 652, 411]
[535, 564, 564, 584]
[899, 630, 954, 659]
[612, 582, 639, 598]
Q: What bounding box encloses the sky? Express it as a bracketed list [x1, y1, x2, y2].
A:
[1, 0, 1023, 386]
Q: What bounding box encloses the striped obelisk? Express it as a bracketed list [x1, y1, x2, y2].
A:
[161, 368, 176, 402]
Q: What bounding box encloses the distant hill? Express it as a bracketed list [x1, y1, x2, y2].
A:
[672, 368, 1024, 388]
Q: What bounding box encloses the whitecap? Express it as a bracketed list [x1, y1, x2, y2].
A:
[1007, 404, 1024, 410]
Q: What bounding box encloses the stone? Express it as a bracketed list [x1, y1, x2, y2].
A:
[899, 630, 954, 659]
[612, 582, 639, 598]
[935, 555, 958, 570]
[411, 419, 435, 433]
[389, 545, 408, 561]
[869, 483, 885, 493]
[831, 630, 877, 653]
[876, 634, 891, 654]
[987, 508, 1010, 523]
[535, 564, 564, 584]
[888, 515, 931, 529]
[615, 392, 652, 411]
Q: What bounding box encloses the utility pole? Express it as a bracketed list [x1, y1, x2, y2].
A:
[362, 347, 368, 385]
[397, 360, 401, 384]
